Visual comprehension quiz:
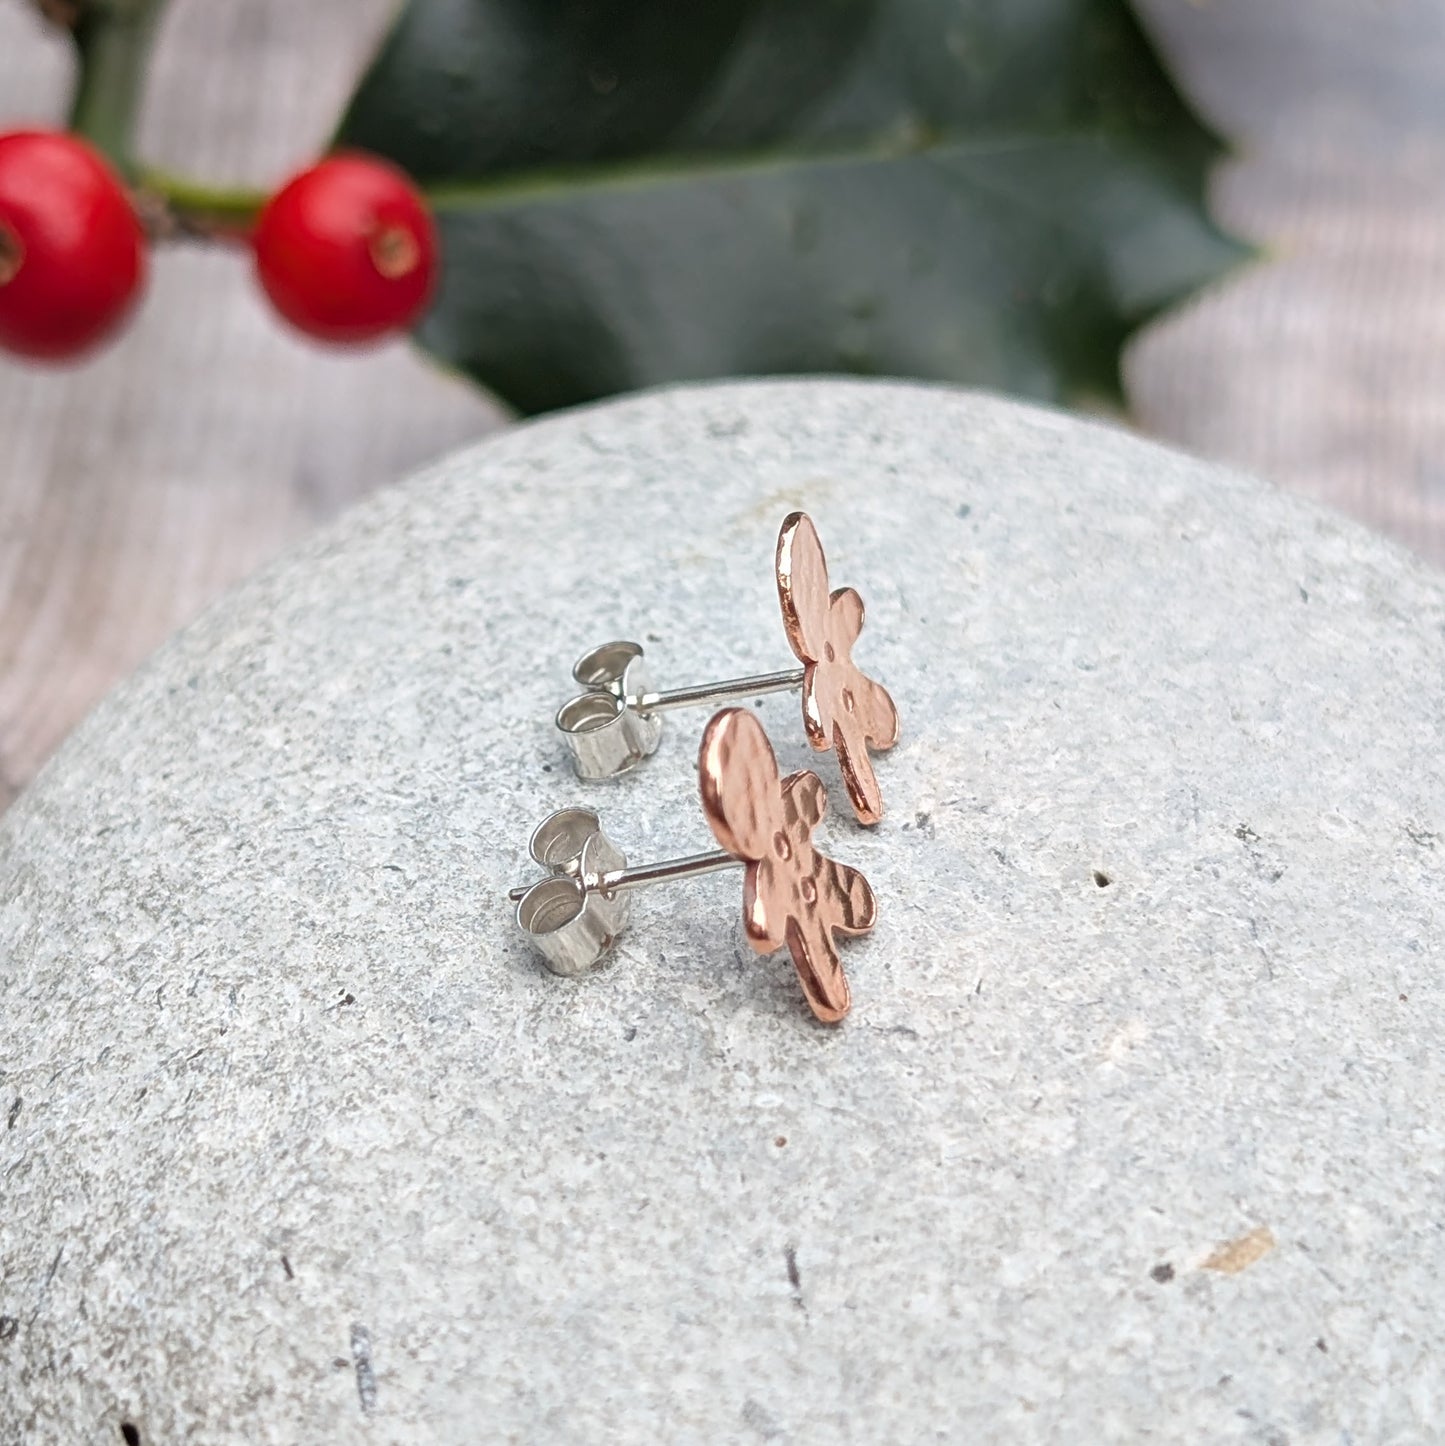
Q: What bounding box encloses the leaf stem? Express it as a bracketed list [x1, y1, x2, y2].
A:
[68, 0, 167, 179]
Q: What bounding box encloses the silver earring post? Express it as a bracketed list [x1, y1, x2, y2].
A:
[507, 847, 739, 904]
[632, 666, 805, 714]
[511, 807, 742, 976]
[555, 640, 805, 781]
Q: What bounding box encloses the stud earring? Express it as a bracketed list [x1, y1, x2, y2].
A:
[512, 707, 877, 1023]
[556, 511, 900, 825]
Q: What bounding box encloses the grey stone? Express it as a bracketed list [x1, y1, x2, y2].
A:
[3, 380, 1445, 1444]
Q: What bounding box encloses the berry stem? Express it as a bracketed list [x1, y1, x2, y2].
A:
[67, 0, 167, 180]
[134, 168, 266, 242]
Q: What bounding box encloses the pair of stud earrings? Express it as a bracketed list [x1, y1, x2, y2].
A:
[510, 513, 899, 1024]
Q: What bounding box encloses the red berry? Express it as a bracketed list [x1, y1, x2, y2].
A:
[0, 130, 146, 361]
[252, 152, 437, 345]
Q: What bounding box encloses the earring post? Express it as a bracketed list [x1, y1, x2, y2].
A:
[508, 849, 740, 903]
[632, 666, 804, 715]
[599, 850, 741, 893]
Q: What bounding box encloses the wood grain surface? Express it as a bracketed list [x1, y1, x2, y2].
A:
[1, 0, 1442, 810]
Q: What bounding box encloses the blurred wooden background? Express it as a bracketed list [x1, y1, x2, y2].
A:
[3, 0, 1445, 810]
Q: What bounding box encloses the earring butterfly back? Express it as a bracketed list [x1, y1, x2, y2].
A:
[556, 512, 899, 825]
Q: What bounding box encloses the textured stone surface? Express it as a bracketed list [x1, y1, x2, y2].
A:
[3, 380, 1445, 1443]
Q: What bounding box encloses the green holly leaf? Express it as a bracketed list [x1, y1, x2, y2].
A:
[338, 0, 1246, 415]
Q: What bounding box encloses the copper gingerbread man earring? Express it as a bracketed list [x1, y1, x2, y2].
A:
[512, 707, 876, 1023]
[555, 512, 900, 824]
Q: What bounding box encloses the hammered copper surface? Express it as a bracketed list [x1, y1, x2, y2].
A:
[775, 512, 899, 826]
[698, 707, 876, 1024]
